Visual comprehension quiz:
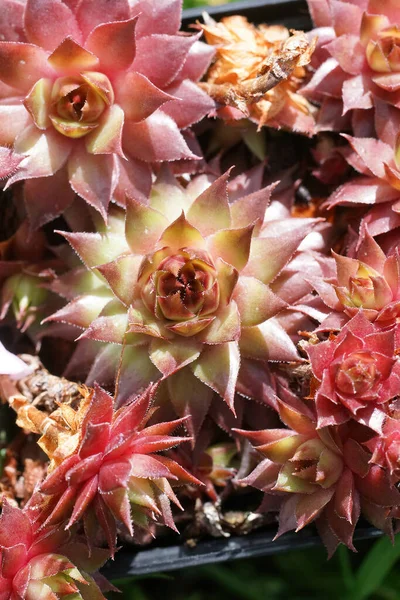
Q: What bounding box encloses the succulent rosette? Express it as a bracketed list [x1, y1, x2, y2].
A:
[0, 0, 214, 228]
[0, 498, 108, 599]
[366, 417, 400, 485]
[304, 0, 400, 134]
[39, 383, 200, 553]
[45, 170, 321, 436]
[326, 135, 400, 238]
[310, 228, 400, 328]
[236, 394, 400, 554]
[311, 227, 400, 330]
[306, 312, 400, 429]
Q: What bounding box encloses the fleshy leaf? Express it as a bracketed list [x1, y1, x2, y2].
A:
[86, 18, 138, 72]
[125, 196, 168, 254]
[233, 276, 287, 326]
[48, 37, 99, 71]
[158, 212, 205, 250]
[186, 170, 232, 236]
[191, 341, 240, 412]
[149, 339, 202, 376]
[208, 224, 254, 271]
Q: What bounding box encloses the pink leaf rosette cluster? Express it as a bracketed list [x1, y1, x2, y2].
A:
[325, 135, 400, 238]
[236, 391, 400, 555]
[0, 0, 214, 228]
[304, 0, 400, 134]
[45, 171, 321, 436]
[306, 312, 400, 428]
[311, 229, 400, 329]
[0, 498, 108, 600]
[39, 383, 200, 554]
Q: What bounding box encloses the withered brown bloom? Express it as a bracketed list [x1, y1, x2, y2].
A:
[2, 356, 91, 470]
[201, 15, 317, 133]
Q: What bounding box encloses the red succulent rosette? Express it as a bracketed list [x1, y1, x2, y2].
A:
[39, 382, 200, 554]
[306, 312, 400, 428]
[0, 498, 108, 600]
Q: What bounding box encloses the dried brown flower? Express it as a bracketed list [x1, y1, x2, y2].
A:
[1, 355, 92, 469]
[200, 15, 317, 133]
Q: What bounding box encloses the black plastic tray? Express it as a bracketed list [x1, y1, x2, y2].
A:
[182, 0, 311, 30]
[102, 526, 382, 577]
[102, 0, 380, 577]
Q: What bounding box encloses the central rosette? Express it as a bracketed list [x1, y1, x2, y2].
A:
[139, 247, 220, 335]
[348, 276, 375, 308]
[366, 27, 400, 73]
[49, 73, 114, 138]
[286, 438, 343, 490]
[335, 352, 379, 397]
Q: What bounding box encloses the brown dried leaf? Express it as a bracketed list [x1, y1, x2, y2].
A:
[2, 354, 93, 470]
[200, 15, 316, 128]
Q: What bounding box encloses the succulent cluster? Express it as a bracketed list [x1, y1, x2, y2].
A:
[2, 0, 400, 589]
[0, 496, 109, 599]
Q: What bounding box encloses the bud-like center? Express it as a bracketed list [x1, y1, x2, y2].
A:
[49, 74, 113, 138]
[348, 276, 375, 308]
[288, 438, 343, 489]
[366, 28, 400, 73]
[335, 352, 378, 396]
[141, 248, 220, 322]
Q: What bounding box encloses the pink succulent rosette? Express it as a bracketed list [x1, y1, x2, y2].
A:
[367, 416, 400, 485]
[325, 135, 400, 239]
[304, 0, 400, 135]
[0, 0, 214, 227]
[236, 394, 400, 555]
[0, 498, 109, 600]
[306, 312, 400, 429]
[45, 171, 321, 436]
[310, 229, 400, 329]
[40, 383, 200, 554]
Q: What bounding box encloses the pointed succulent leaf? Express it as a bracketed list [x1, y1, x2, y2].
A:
[167, 368, 214, 439]
[48, 37, 99, 71]
[200, 301, 241, 344]
[60, 230, 129, 269]
[96, 255, 142, 307]
[86, 17, 138, 72]
[233, 276, 287, 326]
[208, 224, 254, 271]
[149, 338, 202, 376]
[158, 212, 205, 251]
[125, 196, 168, 254]
[186, 170, 232, 236]
[230, 184, 276, 231]
[191, 341, 240, 412]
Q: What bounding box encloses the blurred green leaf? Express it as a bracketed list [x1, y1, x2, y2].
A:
[338, 545, 355, 592]
[346, 536, 400, 600]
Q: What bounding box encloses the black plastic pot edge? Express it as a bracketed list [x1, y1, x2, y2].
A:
[102, 0, 380, 578]
[102, 526, 382, 578]
[182, 0, 311, 29]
